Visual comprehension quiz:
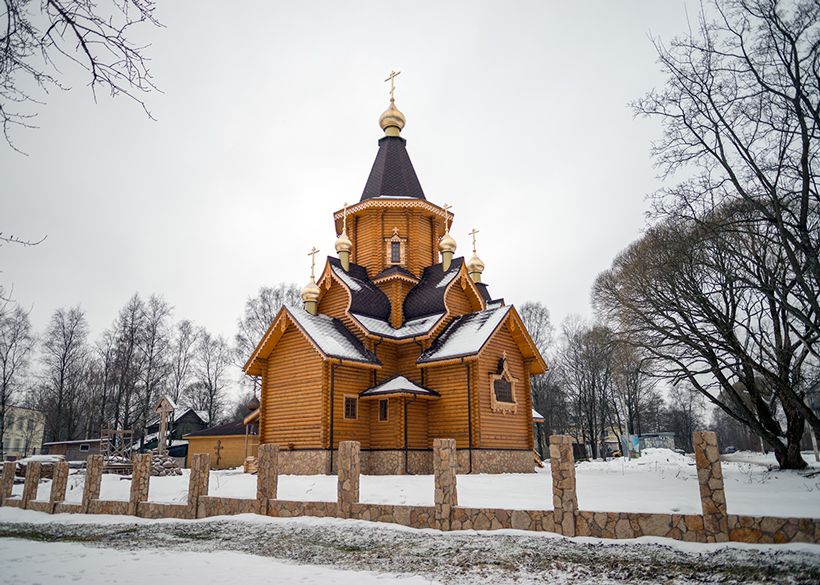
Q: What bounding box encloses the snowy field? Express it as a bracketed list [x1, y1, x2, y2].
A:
[10, 449, 820, 518]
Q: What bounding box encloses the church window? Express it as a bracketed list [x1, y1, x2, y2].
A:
[489, 354, 518, 414]
[384, 227, 407, 266]
[344, 395, 358, 420]
[378, 399, 389, 422]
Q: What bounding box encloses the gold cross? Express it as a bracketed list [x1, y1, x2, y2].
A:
[384, 70, 401, 101]
[441, 203, 452, 233]
[308, 246, 320, 279]
[468, 227, 479, 253]
[341, 202, 349, 234]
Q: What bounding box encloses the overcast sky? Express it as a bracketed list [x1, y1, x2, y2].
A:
[1, 1, 697, 357]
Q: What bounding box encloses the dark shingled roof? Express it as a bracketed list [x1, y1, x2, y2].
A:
[186, 421, 246, 437]
[328, 257, 391, 320]
[373, 265, 418, 281]
[403, 258, 464, 320]
[361, 136, 425, 201]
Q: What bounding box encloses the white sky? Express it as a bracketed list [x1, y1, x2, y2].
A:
[1, 1, 697, 352]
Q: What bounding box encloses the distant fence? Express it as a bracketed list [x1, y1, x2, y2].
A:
[1, 432, 818, 544]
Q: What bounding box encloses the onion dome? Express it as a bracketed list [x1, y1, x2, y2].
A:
[335, 231, 352, 253]
[246, 394, 260, 411]
[379, 100, 406, 136]
[300, 277, 321, 303]
[438, 232, 457, 254]
[467, 252, 485, 275]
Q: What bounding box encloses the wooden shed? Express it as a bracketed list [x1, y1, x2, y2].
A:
[184, 421, 258, 470]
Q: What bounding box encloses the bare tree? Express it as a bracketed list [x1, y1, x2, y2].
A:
[593, 213, 815, 468]
[520, 301, 560, 456]
[168, 319, 198, 404]
[1, 0, 161, 151]
[135, 294, 171, 440]
[661, 384, 707, 452]
[110, 294, 145, 432]
[187, 329, 230, 425]
[235, 283, 299, 391]
[0, 302, 33, 458]
[634, 0, 820, 359]
[36, 306, 89, 441]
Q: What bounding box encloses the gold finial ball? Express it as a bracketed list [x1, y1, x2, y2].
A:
[379, 100, 406, 135]
[335, 232, 352, 253]
[439, 232, 457, 254]
[300, 278, 321, 303]
[467, 252, 485, 274]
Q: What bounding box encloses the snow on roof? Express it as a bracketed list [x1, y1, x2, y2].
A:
[418, 306, 511, 364]
[17, 454, 65, 464]
[532, 408, 545, 422]
[288, 307, 380, 365]
[331, 262, 362, 291]
[42, 438, 101, 446]
[351, 313, 444, 340]
[359, 375, 440, 398]
[148, 407, 209, 428]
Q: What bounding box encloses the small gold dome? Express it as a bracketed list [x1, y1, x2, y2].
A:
[379, 100, 406, 135]
[335, 232, 352, 253]
[300, 278, 321, 303]
[467, 252, 485, 274]
[439, 232, 457, 254]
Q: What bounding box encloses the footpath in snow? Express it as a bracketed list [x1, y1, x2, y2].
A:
[11, 448, 820, 518]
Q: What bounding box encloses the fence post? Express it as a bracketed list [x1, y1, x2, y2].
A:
[0, 461, 15, 505]
[256, 444, 279, 515]
[433, 438, 458, 530]
[129, 453, 152, 516]
[549, 435, 578, 536]
[49, 461, 69, 513]
[693, 431, 728, 542]
[187, 453, 210, 519]
[337, 441, 360, 518]
[82, 455, 103, 513]
[22, 462, 41, 509]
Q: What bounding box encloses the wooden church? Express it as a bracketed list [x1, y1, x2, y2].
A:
[244, 76, 547, 474]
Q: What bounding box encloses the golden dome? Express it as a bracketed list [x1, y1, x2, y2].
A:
[335, 232, 352, 253]
[439, 232, 457, 254]
[379, 99, 406, 136]
[467, 252, 485, 274]
[300, 277, 321, 303]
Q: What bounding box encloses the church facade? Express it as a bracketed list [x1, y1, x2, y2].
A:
[244, 82, 547, 474]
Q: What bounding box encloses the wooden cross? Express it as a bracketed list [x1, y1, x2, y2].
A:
[213, 439, 223, 467]
[441, 203, 452, 233]
[468, 227, 479, 253]
[154, 397, 175, 456]
[384, 70, 401, 101]
[308, 246, 320, 279]
[341, 202, 349, 234]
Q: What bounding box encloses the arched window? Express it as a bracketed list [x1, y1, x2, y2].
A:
[490, 354, 518, 414]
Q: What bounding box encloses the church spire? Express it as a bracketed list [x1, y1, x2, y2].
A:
[361, 70, 425, 201]
[467, 227, 485, 283]
[300, 246, 321, 315]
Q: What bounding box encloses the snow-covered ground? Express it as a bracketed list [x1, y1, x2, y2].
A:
[10, 448, 820, 518]
[0, 538, 435, 585]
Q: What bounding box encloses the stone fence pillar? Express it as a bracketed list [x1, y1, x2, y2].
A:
[50, 461, 69, 511]
[693, 431, 728, 542]
[549, 435, 578, 536]
[433, 438, 458, 530]
[22, 462, 41, 509]
[82, 455, 103, 513]
[129, 453, 152, 516]
[187, 453, 210, 519]
[0, 461, 15, 504]
[337, 441, 360, 518]
[257, 444, 279, 515]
